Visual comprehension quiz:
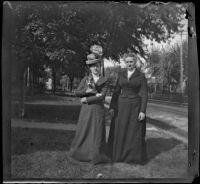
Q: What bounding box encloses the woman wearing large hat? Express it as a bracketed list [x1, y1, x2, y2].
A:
[69, 52, 110, 164]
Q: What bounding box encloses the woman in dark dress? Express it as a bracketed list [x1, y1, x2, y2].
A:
[107, 53, 148, 164]
[69, 53, 110, 165]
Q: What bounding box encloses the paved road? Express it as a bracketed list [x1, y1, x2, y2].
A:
[105, 96, 188, 115]
[104, 96, 188, 144]
[147, 102, 188, 117]
[104, 101, 188, 144]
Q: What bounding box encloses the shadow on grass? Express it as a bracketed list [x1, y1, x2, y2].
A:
[12, 128, 75, 156]
[12, 126, 181, 163]
[147, 117, 179, 131]
[146, 117, 188, 139]
[12, 104, 81, 122]
[26, 93, 76, 100]
[12, 103, 111, 125]
[146, 137, 181, 163]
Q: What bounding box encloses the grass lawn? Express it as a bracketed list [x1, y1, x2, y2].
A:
[12, 102, 111, 126]
[11, 127, 188, 179]
[11, 94, 188, 180]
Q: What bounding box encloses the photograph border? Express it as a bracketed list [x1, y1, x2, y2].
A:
[2, 1, 199, 183]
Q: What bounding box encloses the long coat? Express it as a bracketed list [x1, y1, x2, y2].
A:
[69, 74, 110, 164]
[107, 68, 148, 164]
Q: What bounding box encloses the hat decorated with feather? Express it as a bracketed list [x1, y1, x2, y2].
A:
[86, 45, 103, 65]
[86, 53, 102, 65]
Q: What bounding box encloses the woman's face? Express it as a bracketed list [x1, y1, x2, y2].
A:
[125, 57, 137, 71]
[89, 63, 101, 75]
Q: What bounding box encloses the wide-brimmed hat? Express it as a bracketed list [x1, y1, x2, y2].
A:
[86, 53, 102, 65]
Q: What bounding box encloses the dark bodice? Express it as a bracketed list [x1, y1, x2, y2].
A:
[74, 75, 108, 105]
[110, 69, 148, 113]
[118, 69, 145, 97]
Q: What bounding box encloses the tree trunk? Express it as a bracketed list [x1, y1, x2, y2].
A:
[19, 69, 26, 118]
[29, 69, 34, 96]
[32, 68, 38, 94]
[69, 77, 74, 92]
[52, 66, 56, 95]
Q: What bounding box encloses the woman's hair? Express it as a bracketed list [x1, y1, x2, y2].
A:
[123, 52, 142, 70]
[124, 52, 138, 60]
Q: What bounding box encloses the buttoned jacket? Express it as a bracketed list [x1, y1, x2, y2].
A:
[75, 74, 108, 105]
[110, 68, 148, 113]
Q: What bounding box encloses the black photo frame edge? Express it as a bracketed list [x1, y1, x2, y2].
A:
[2, 1, 199, 183]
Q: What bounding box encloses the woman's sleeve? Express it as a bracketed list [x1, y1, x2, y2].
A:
[139, 75, 148, 113]
[86, 81, 108, 104]
[74, 77, 87, 97]
[109, 77, 121, 110]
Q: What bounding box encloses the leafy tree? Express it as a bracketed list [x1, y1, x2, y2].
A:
[148, 39, 188, 93]
[58, 2, 186, 59]
[11, 1, 187, 98]
[11, 2, 50, 93]
[62, 54, 86, 92]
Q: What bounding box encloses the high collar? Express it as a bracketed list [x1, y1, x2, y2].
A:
[88, 73, 107, 86]
[122, 68, 141, 79]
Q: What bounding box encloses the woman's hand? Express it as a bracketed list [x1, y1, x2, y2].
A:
[80, 97, 87, 104]
[96, 93, 102, 97]
[109, 109, 114, 118]
[138, 112, 146, 121]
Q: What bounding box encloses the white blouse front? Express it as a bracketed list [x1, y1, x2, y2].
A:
[92, 74, 100, 83]
[127, 69, 136, 80]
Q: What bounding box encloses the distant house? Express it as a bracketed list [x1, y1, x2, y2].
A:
[46, 78, 52, 90]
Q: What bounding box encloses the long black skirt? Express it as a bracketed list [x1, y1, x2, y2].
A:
[69, 102, 110, 164]
[107, 97, 147, 164]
